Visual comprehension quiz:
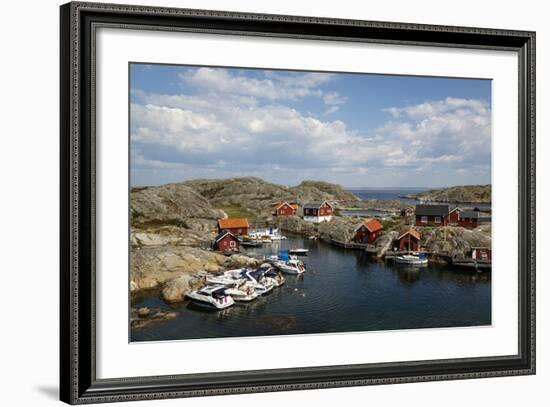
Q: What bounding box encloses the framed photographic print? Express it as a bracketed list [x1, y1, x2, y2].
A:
[60, 1, 536, 404]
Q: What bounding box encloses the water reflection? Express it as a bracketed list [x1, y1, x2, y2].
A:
[131, 234, 491, 341]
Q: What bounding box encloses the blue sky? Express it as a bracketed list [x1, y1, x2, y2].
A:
[130, 63, 491, 188]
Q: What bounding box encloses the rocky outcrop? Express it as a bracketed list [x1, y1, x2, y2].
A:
[401, 184, 491, 203]
[335, 199, 405, 212]
[130, 246, 261, 292]
[418, 226, 491, 259]
[182, 177, 360, 213]
[131, 183, 225, 228]
[291, 180, 360, 202]
[373, 231, 399, 258]
[161, 273, 205, 302]
[317, 217, 363, 242]
[130, 307, 178, 329]
[131, 225, 212, 248]
[278, 216, 320, 237]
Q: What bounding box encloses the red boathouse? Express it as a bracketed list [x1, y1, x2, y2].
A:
[213, 230, 240, 253]
[354, 219, 384, 244]
[396, 227, 421, 252]
[217, 218, 249, 235]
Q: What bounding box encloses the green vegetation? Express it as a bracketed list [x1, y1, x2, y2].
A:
[219, 204, 257, 220]
[381, 217, 407, 232]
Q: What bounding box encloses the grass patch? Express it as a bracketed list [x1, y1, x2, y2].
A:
[381, 216, 407, 232]
[219, 204, 257, 220]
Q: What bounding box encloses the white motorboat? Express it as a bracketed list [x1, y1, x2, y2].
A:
[264, 267, 286, 286]
[288, 248, 309, 255]
[273, 258, 306, 275]
[243, 268, 276, 295]
[248, 228, 286, 241]
[224, 282, 258, 302]
[394, 253, 428, 265]
[186, 285, 235, 310]
[206, 268, 246, 286]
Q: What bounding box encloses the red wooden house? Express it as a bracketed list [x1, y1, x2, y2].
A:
[217, 218, 249, 235]
[303, 201, 333, 223]
[458, 210, 480, 228]
[415, 204, 451, 226]
[354, 219, 384, 244]
[395, 227, 421, 252]
[213, 230, 240, 253]
[448, 207, 460, 224]
[273, 201, 298, 217]
[471, 247, 492, 261]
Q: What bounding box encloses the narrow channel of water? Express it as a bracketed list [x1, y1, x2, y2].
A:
[131, 235, 491, 342]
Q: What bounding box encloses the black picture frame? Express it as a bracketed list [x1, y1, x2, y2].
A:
[60, 2, 536, 404]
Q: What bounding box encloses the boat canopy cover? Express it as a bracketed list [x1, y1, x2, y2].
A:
[278, 250, 290, 261]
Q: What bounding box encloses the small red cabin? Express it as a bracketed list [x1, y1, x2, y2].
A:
[415, 204, 450, 226]
[354, 219, 384, 244]
[273, 201, 298, 217]
[458, 210, 480, 228]
[471, 247, 491, 261]
[213, 230, 240, 253]
[217, 218, 249, 235]
[303, 200, 333, 222]
[448, 207, 460, 224]
[396, 227, 421, 252]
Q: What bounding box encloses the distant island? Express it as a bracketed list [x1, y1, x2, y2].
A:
[400, 184, 491, 204]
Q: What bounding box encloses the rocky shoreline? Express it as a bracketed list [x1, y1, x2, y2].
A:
[130, 177, 492, 316]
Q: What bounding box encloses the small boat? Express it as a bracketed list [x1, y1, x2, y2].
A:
[186, 285, 235, 310]
[224, 282, 258, 302]
[242, 268, 276, 295]
[288, 248, 309, 255]
[240, 239, 263, 248]
[264, 267, 285, 286]
[394, 253, 428, 265]
[273, 258, 306, 274]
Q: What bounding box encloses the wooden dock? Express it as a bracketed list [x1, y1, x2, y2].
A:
[452, 259, 492, 271]
[329, 239, 375, 252]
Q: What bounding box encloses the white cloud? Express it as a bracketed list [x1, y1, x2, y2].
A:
[179, 68, 332, 101]
[131, 71, 490, 187]
[322, 91, 348, 114]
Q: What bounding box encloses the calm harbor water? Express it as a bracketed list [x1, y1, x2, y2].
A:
[131, 235, 491, 342]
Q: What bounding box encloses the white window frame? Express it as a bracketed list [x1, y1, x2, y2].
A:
[421, 216, 428, 223]
[229, 240, 236, 248]
[435, 216, 441, 223]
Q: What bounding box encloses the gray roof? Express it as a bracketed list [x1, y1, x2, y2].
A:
[460, 210, 480, 219]
[303, 201, 331, 209]
[415, 204, 450, 217]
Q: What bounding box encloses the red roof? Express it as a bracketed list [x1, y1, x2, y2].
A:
[363, 219, 383, 232]
[218, 218, 249, 229]
[397, 227, 421, 241]
[274, 201, 299, 210]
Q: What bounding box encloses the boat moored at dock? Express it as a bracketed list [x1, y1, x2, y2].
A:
[394, 253, 428, 265]
[288, 248, 309, 255]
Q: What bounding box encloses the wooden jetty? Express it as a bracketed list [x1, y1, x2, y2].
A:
[329, 238, 376, 252]
[452, 259, 492, 271]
